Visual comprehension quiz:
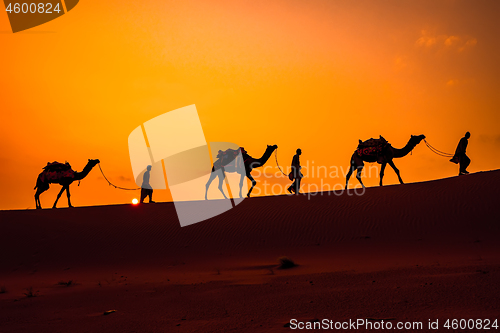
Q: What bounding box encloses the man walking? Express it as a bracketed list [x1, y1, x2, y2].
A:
[140, 165, 155, 203]
[288, 149, 303, 195]
[450, 132, 471, 175]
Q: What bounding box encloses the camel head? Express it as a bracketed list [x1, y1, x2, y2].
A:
[267, 144, 278, 151]
[411, 135, 426, 145]
[85, 159, 100, 172]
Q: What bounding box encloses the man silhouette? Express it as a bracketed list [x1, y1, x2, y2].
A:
[450, 132, 471, 175]
[288, 149, 302, 195]
[140, 165, 155, 203]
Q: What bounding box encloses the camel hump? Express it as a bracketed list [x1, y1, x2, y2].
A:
[357, 137, 389, 149]
[39, 162, 75, 183]
[43, 161, 73, 172]
[214, 148, 246, 169]
[356, 137, 389, 158]
[216, 148, 241, 159]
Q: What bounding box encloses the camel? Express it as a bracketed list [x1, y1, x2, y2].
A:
[345, 135, 425, 188]
[205, 145, 278, 199]
[34, 159, 100, 209]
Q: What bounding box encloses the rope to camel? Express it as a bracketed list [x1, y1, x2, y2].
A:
[274, 149, 288, 177]
[423, 139, 454, 158]
[98, 163, 141, 190]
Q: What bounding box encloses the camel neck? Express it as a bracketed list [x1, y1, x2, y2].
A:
[253, 147, 275, 168]
[393, 138, 418, 158]
[75, 162, 96, 180]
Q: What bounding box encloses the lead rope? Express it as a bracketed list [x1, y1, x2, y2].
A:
[98, 163, 141, 190]
[423, 139, 454, 158]
[274, 149, 288, 177]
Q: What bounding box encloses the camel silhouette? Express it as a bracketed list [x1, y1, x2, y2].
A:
[205, 145, 278, 199]
[345, 135, 425, 188]
[34, 159, 100, 209]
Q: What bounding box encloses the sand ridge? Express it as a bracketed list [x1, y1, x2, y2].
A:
[1, 170, 499, 332]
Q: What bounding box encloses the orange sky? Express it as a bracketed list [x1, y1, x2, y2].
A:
[1, 0, 499, 210]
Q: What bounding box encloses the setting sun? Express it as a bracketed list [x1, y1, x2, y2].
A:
[132, 198, 139, 205]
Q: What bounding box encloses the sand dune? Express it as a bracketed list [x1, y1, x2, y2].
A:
[1, 170, 499, 332]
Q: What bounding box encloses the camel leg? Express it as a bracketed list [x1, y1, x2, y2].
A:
[347, 153, 365, 189]
[388, 160, 404, 184]
[205, 167, 218, 200]
[346, 166, 364, 189]
[345, 166, 354, 189]
[35, 190, 42, 209]
[353, 154, 365, 188]
[356, 166, 365, 188]
[246, 172, 257, 198]
[345, 154, 357, 189]
[217, 168, 228, 199]
[379, 162, 387, 186]
[239, 172, 245, 198]
[66, 185, 73, 208]
[34, 182, 49, 209]
[53, 185, 67, 209]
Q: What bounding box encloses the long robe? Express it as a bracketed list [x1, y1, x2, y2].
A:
[450, 137, 468, 164]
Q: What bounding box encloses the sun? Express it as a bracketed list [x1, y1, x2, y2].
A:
[132, 198, 139, 205]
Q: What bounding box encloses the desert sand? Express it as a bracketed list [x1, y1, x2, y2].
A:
[1, 170, 499, 332]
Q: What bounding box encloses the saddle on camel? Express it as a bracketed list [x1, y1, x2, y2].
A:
[39, 162, 76, 183]
[213, 148, 246, 170]
[356, 136, 389, 164]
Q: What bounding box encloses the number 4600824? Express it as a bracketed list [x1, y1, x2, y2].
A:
[5, 3, 61, 14]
